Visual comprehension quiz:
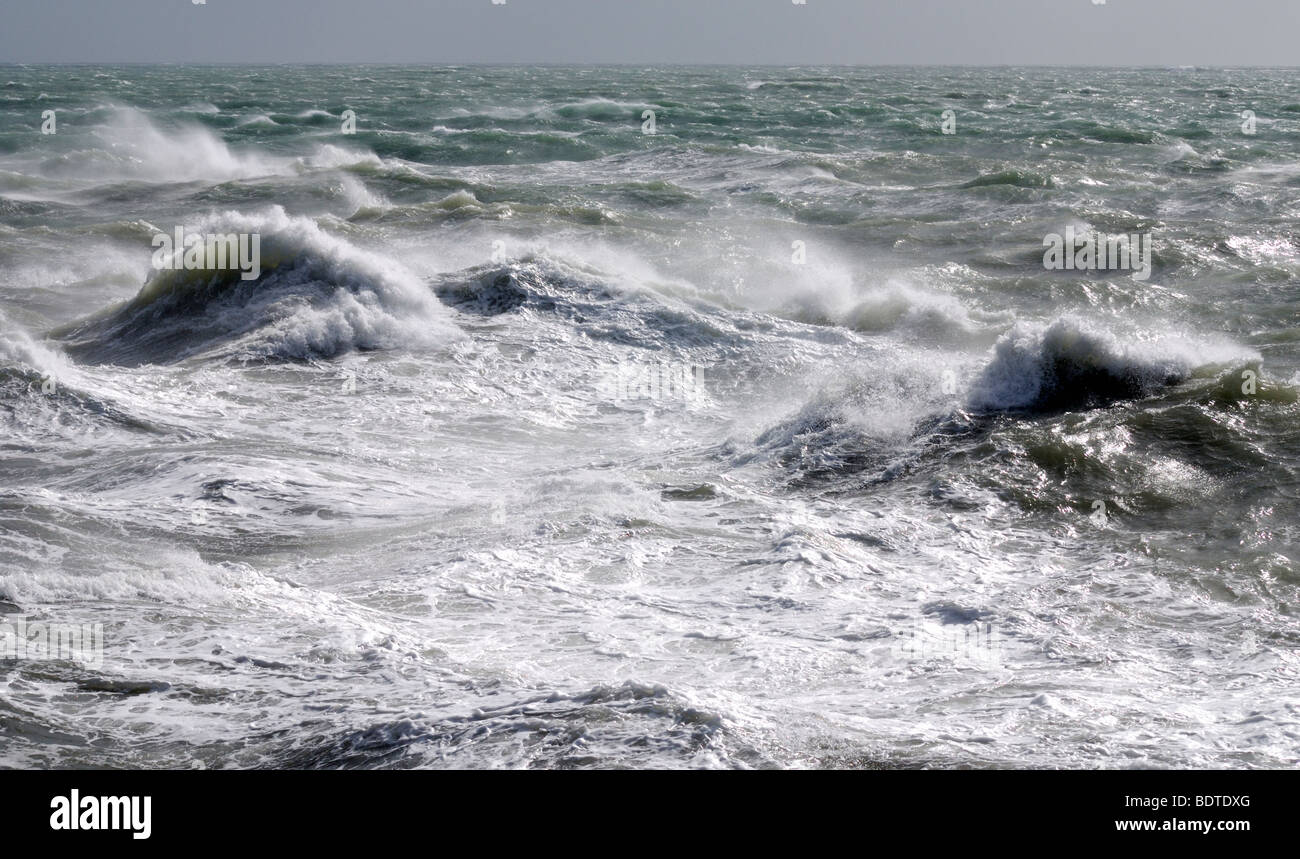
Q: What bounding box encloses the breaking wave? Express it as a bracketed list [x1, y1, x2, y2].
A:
[966, 318, 1255, 413]
[56, 207, 462, 365]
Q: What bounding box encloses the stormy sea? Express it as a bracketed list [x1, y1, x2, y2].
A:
[1, 66, 1297, 769]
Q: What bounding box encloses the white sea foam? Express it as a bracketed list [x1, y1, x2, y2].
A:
[61, 207, 463, 363]
[968, 317, 1255, 411]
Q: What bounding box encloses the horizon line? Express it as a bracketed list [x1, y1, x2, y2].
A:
[2, 62, 1297, 70]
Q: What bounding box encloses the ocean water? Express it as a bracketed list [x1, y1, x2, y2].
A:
[1, 65, 1298, 769]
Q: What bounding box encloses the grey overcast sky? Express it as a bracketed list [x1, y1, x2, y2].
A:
[0, 0, 1295, 66]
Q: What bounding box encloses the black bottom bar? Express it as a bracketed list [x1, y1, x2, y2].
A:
[2, 770, 1282, 846]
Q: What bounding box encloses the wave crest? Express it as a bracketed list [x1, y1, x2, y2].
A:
[967, 318, 1252, 412]
[57, 207, 462, 364]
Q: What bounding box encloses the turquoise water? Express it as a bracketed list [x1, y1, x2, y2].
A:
[1, 66, 1298, 768]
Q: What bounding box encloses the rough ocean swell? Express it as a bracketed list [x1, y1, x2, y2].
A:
[1, 67, 1299, 769]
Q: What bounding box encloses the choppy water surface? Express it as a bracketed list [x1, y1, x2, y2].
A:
[1, 66, 1298, 768]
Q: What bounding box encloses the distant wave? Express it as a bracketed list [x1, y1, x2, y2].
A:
[39, 106, 276, 186]
[959, 169, 1056, 190]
